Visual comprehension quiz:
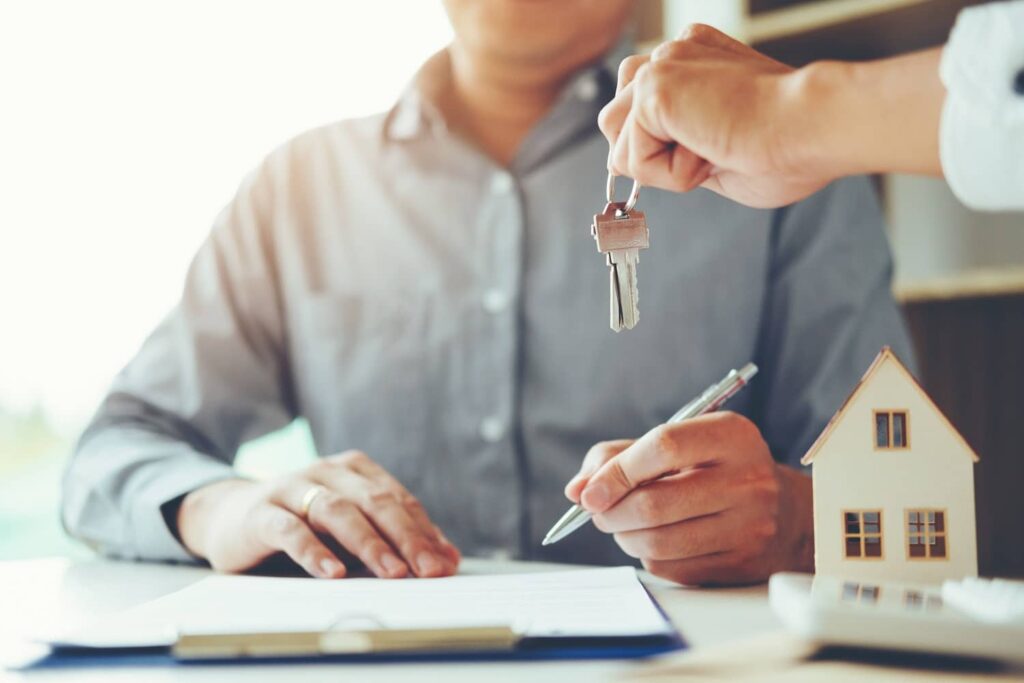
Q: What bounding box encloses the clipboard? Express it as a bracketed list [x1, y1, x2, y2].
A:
[30, 626, 684, 667]
[23, 566, 686, 668]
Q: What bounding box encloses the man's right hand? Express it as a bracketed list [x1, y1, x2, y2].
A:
[176, 450, 460, 579]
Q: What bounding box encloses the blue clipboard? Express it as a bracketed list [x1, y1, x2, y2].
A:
[21, 574, 685, 668]
[25, 632, 685, 669]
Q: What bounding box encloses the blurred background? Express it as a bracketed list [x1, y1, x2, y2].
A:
[2, 0, 1022, 575]
[0, 0, 454, 558]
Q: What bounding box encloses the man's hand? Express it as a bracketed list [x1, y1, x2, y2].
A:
[566, 413, 813, 585]
[598, 24, 946, 208]
[597, 24, 830, 208]
[177, 451, 460, 579]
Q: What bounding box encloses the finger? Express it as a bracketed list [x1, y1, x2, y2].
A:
[346, 456, 460, 566]
[651, 35, 717, 62]
[364, 494, 456, 577]
[609, 107, 634, 177]
[322, 451, 455, 564]
[642, 551, 745, 587]
[581, 412, 757, 513]
[612, 511, 734, 562]
[672, 23, 747, 53]
[626, 109, 712, 193]
[676, 23, 787, 64]
[565, 440, 633, 502]
[433, 525, 462, 563]
[628, 57, 732, 171]
[271, 478, 406, 577]
[616, 53, 650, 93]
[305, 491, 410, 579]
[591, 467, 733, 533]
[614, 61, 705, 189]
[597, 85, 634, 149]
[254, 503, 346, 579]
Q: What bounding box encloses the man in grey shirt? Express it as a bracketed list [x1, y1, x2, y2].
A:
[62, 0, 913, 585]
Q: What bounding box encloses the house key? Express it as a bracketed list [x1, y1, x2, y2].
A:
[592, 173, 648, 331]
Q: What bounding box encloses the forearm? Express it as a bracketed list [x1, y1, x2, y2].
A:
[795, 48, 946, 178]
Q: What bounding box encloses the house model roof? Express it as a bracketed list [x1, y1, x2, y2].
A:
[800, 346, 980, 466]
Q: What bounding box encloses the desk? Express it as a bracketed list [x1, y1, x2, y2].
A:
[0, 557, 780, 682]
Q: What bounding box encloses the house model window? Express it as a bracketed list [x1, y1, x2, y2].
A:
[875, 410, 908, 449]
[907, 510, 948, 559]
[844, 511, 883, 558]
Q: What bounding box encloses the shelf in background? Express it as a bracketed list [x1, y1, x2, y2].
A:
[660, 0, 989, 64]
[753, 0, 985, 64]
[745, 0, 933, 43]
[896, 267, 1024, 304]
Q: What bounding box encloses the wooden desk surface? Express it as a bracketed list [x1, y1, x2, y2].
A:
[0, 557, 781, 683]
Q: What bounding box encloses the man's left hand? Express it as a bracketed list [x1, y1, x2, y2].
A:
[565, 412, 814, 585]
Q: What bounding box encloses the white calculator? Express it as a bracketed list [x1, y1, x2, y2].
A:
[769, 572, 1024, 663]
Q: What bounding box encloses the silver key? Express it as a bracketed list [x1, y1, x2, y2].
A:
[593, 200, 648, 332]
[616, 247, 640, 329]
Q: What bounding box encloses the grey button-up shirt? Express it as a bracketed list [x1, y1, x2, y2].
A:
[62, 46, 914, 567]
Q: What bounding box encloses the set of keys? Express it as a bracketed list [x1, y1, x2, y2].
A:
[591, 173, 649, 332]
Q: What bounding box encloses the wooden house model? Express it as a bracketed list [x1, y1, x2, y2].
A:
[802, 347, 979, 584]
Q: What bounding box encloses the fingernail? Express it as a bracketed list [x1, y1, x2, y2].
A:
[583, 482, 609, 510]
[416, 551, 442, 577]
[320, 558, 342, 577]
[381, 552, 407, 577]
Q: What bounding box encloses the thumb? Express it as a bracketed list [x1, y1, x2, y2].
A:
[565, 440, 633, 503]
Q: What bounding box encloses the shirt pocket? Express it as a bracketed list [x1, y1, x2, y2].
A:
[296, 288, 444, 489]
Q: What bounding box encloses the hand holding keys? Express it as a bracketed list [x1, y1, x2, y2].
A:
[592, 173, 649, 332]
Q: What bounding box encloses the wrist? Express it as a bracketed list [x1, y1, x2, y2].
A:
[177, 478, 253, 559]
[783, 59, 863, 180]
[776, 464, 815, 573]
[786, 50, 944, 179]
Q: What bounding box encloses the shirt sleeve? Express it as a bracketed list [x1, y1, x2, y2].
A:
[754, 176, 916, 467]
[939, 0, 1024, 211]
[61, 155, 297, 563]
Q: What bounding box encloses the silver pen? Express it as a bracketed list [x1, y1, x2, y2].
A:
[541, 362, 758, 546]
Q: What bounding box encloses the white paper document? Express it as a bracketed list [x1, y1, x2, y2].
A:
[52, 566, 672, 648]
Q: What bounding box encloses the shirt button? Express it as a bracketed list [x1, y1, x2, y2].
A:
[1014, 67, 1024, 96]
[482, 289, 509, 314]
[490, 172, 513, 194]
[479, 416, 506, 443]
[576, 75, 599, 101]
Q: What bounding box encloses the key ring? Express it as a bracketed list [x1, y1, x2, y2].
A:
[606, 172, 641, 216]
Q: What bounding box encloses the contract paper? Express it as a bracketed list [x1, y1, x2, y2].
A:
[50, 566, 672, 648]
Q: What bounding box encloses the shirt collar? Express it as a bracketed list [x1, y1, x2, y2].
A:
[382, 34, 635, 144]
[383, 48, 452, 142]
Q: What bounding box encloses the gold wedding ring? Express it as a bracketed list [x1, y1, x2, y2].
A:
[299, 484, 326, 520]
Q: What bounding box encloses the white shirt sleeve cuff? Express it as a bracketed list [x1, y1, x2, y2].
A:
[939, 1, 1024, 211]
